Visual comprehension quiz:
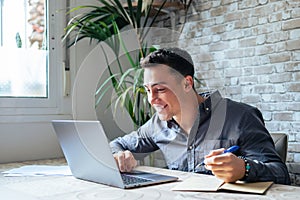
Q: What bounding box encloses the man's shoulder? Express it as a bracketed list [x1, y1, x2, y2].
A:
[204, 90, 262, 116]
[202, 90, 258, 112]
[226, 98, 257, 111]
[224, 98, 264, 123]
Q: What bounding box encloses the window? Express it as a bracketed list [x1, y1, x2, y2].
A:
[0, 0, 70, 119]
[0, 0, 47, 97]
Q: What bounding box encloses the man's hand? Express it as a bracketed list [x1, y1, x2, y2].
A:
[113, 150, 137, 172]
[203, 148, 245, 183]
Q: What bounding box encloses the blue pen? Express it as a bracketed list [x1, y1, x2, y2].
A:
[194, 145, 240, 170]
[223, 145, 240, 154]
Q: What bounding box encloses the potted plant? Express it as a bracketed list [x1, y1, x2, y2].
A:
[63, 0, 197, 166]
[63, 0, 179, 127]
[63, 0, 197, 128]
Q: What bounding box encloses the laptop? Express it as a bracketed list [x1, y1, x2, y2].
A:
[52, 120, 178, 189]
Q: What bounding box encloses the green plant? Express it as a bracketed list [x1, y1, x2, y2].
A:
[63, 0, 197, 129]
[63, 0, 168, 47]
[63, 0, 172, 128]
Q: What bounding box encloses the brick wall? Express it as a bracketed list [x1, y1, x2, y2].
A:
[159, 0, 300, 185]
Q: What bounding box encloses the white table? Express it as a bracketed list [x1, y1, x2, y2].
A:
[0, 158, 299, 200]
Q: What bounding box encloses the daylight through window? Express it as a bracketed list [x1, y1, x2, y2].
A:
[0, 0, 47, 98]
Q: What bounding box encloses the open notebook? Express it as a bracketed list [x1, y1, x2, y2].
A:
[172, 175, 273, 194]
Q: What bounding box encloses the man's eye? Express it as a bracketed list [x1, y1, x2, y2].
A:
[156, 88, 165, 92]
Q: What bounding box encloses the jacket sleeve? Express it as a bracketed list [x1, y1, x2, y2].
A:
[238, 107, 291, 185]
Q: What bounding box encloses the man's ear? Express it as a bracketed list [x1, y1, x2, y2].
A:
[184, 76, 194, 90]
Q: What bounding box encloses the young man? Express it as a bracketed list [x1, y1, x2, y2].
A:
[110, 48, 291, 184]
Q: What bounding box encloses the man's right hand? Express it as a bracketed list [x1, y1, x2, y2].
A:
[113, 150, 137, 172]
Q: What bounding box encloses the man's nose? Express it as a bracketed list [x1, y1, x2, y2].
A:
[148, 91, 158, 104]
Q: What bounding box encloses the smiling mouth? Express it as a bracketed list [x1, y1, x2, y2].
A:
[154, 104, 168, 112]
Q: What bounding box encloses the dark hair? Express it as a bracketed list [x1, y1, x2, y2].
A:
[140, 48, 194, 78]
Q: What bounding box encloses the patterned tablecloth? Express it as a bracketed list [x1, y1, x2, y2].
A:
[0, 158, 299, 200]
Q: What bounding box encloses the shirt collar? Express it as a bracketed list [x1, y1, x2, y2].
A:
[200, 90, 223, 113]
[166, 90, 223, 129]
[167, 118, 179, 129]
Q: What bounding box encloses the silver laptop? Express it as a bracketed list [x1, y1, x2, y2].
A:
[52, 120, 178, 189]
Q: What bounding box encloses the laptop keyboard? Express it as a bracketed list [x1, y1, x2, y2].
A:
[121, 174, 152, 185]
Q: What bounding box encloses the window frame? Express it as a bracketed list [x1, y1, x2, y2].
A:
[0, 0, 3, 46]
[0, 0, 71, 121]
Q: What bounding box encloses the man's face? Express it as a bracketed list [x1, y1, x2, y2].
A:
[143, 64, 184, 121]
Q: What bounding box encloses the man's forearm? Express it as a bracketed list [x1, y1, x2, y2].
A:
[245, 159, 290, 185]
